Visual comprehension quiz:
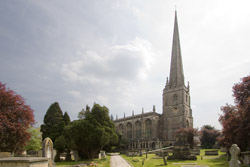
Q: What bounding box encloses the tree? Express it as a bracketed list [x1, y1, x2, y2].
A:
[78, 105, 90, 119]
[219, 74, 250, 150]
[0, 82, 35, 152]
[62, 112, 71, 161]
[63, 112, 71, 126]
[25, 127, 42, 151]
[64, 103, 118, 159]
[40, 102, 65, 143]
[54, 135, 66, 162]
[199, 125, 221, 149]
[175, 128, 198, 148]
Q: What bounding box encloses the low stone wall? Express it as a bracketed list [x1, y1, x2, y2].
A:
[0, 152, 11, 158]
[0, 157, 48, 167]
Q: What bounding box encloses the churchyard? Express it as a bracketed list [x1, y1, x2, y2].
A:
[122, 149, 250, 167]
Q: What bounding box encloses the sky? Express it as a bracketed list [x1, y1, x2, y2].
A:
[0, 0, 249, 129]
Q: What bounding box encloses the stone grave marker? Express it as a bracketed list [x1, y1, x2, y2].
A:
[98, 150, 106, 159]
[43, 137, 54, 167]
[229, 144, 241, 167]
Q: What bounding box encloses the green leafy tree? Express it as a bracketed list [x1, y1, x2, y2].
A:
[54, 135, 66, 162]
[65, 103, 118, 159]
[63, 112, 71, 126]
[25, 127, 42, 151]
[78, 105, 90, 119]
[0, 82, 35, 152]
[40, 102, 65, 143]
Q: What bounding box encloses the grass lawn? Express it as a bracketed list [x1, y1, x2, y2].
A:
[122, 149, 250, 167]
[55, 155, 110, 167]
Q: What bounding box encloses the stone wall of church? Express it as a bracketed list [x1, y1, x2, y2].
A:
[114, 112, 162, 150]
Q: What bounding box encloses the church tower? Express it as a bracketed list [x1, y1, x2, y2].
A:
[162, 11, 193, 145]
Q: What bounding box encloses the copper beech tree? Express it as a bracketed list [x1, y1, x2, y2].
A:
[0, 82, 35, 152]
[219, 74, 250, 151]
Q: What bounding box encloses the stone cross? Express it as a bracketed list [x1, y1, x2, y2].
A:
[42, 137, 54, 167]
[229, 144, 241, 167]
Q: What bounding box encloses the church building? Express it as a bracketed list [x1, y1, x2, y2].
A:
[113, 11, 193, 150]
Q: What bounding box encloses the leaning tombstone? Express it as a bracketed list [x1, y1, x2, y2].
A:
[43, 137, 55, 167]
[229, 144, 241, 167]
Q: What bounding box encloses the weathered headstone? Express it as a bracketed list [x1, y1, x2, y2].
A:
[229, 144, 241, 167]
[42, 137, 54, 167]
[241, 151, 250, 165]
[98, 150, 106, 159]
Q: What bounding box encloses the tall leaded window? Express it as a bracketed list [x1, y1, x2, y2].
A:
[135, 121, 141, 139]
[145, 119, 152, 138]
[118, 124, 123, 135]
[126, 122, 132, 139]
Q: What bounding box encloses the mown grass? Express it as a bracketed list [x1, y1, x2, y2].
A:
[122, 149, 250, 167]
[55, 155, 110, 167]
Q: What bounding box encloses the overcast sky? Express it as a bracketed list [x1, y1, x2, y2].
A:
[0, 0, 249, 129]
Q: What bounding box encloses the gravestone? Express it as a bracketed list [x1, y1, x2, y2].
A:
[43, 137, 54, 167]
[229, 144, 241, 167]
[241, 151, 250, 165]
[168, 133, 197, 160]
[98, 150, 106, 159]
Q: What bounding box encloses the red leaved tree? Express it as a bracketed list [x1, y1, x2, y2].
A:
[0, 82, 35, 153]
[175, 128, 198, 148]
[219, 74, 250, 151]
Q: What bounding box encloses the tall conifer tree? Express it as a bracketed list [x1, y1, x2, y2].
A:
[41, 102, 65, 142]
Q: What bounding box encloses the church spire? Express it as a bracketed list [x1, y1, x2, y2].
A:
[169, 11, 184, 87]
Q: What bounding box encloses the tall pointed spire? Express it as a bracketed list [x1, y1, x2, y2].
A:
[169, 11, 184, 87]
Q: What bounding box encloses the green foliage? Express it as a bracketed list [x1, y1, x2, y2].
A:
[25, 127, 42, 151]
[64, 103, 118, 159]
[40, 102, 65, 143]
[54, 135, 66, 153]
[78, 105, 90, 119]
[54, 135, 66, 162]
[63, 112, 71, 126]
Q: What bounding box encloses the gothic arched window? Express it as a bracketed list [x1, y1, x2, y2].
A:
[135, 121, 141, 139]
[118, 124, 124, 135]
[145, 119, 152, 138]
[126, 122, 132, 139]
